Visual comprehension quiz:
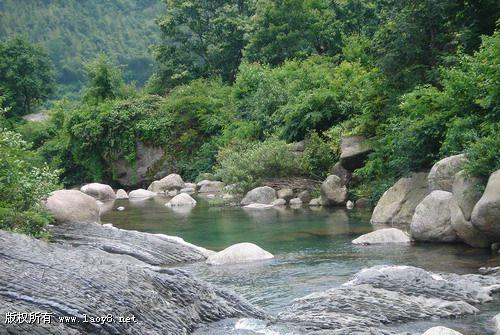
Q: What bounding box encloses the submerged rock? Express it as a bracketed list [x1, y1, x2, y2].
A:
[206, 243, 274, 265]
[44, 190, 100, 224]
[422, 326, 463, 335]
[0, 229, 264, 334]
[80, 182, 116, 201]
[428, 154, 467, 192]
[166, 193, 197, 207]
[241, 186, 276, 206]
[352, 228, 411, 245]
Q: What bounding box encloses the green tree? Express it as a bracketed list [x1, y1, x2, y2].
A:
[149, 0, 252, 93]
[82, 54, 125, 104]
[0, 37, 55, 116]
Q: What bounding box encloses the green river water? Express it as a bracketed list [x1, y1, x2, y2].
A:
[102, 196, 499, 334]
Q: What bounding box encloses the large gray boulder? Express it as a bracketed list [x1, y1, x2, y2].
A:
[111, 141, 168, 188]
[450, 197, 491, 248]
[0, 229, 264, 334]
[241, 186, 277, 206]
[148, 173, 185, 192]
[371, 172, 429, 227]
[330, 161, 352, 185]
[320, 175, 347, 206]
[198, 180, 224, 194]
[428, 154, 467, 192]
[206, 243, 274, 265]
[352, 228, 411, 245]
[339, 136, 372, 171]
[452, 170, 482, 220]
[471, 169, 500, 238]
[80, 182, 116, 201]
[410, 191, 458, 242]
[166, 193, 197, 207]
[44, 190, 100, 224]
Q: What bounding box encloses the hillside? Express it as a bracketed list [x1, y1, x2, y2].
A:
[0, 0, 162, 98]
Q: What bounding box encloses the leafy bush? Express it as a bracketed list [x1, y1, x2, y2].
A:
[215, 139, 303, 192]
[300, 131, 336, 179]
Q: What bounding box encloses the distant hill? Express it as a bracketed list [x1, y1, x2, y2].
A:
[0, 0, 162, 98]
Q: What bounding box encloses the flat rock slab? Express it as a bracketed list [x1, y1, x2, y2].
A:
[50, 222, 207, 266]
[0, 230, 264, 335]
[352, 228, 411, 245]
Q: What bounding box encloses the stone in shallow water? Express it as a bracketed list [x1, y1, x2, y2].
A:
[244, 203, 274, 210]
[352, 228, 411, 245]
[129, 188, 156, 199]
[422, 326, 463, 335]
[166, 193, 197, 207]
[206, 242, 274, 265]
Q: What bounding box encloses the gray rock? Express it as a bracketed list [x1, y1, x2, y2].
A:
[206, 243, 274, 265]
[450, 197, 491, 248]
[352, 228, 411, 245]
[309, 197, 322, 206]
[371, 172, 429, 227]
[289, 198, 302, 206]
[320, 175, 347, 206]
[167, 190, 178, 197]
[330, 161, 352, 186]
[115, 188, 128, 199]
[111, 141, 167, 188]
[271, 198, 286, 206]
[277, 188, 294, 201]
[44, 190, 100, 224]
[411, 190, 458, 242]
[452, 170, 482, 220]
[493, 314, 500, 335]
[148, 173, 185, 192]
[199, 181, 224, 194]
[241, 186, 277, 206]
[292, 140, 305, 152]
[166, 193, 197, 207]
[428, 154, 467, 192]
[422, 326, 463, 335]
[180, 187, 196, 194]
[0, 229, 263, 334]
[129, 188, 156, 199]
[184, 182, 197, 189]
[471, 169, 500, 239]
[339, 136, 372, 171]
[297, 190, 312, 204]
[80, 182, 116, 201]
[355, 197, 371, 208]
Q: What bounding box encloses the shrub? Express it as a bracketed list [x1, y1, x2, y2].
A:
[301, 131, 336, 179]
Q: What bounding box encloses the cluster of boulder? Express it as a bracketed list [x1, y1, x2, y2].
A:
[369, 154, 499, 249]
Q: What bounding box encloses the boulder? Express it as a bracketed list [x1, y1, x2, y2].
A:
[292, 140, 305, 152]
[352, 228, 411, 245]
[115, 189, 128, 199]
[167, 190, 178, 197]
[309, 197, 322, 206]
[452, 170, 482, 220]
[129, 188, 156, 199]
[410, 191, 458, 242]
[277, 188, 294, 201]
[180, 187, 195, 195]
[111, 141, 167, 188]
[199, 180, 224, 194]
[371, 172, 429, 227]
[44, 190, 100, 224]
[428, 154, 467, 192]
[320, 175, 347, 206]
[80, 183, 116, 201]
[271, 198, 286, 206]
[184, 182, 197, 189]
[148, 173, 185, 192]
[346, 200, 354, 209]
[355, 198, 371, 208]
[330, 161, 352, 186]
[244, 203, 275, 210]
[241, 186, 277, 206]
[166, 193, 197, 207]
[289, 198, 302, 206]
[493, 314, 500, 334]
[422, 327, 463, 335]
[450, 198, 491, 248]
[298, 190, 312, 204]
[471, 170, 500, 238]
[339, 136, 372, 171]
[206, 242, 274, 265]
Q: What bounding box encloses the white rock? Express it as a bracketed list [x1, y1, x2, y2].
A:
[116, 206, 125, 211]
[80, 182, 116, 201]
[352, 228, 411, 245]
[129, 188, 156, 199]
[148, 173, 185, 192]
[277, 188, 294, 201]
[184, 182, 197, 189]
[222, 193, 234, 200]
[244, 203, 274, 210]
[167, 190, 178, 197]
[44, 190, 100, 224]
[165, 193, 197, 207]
[309, 197, 322, 206]
[206, 242, 274, 265]
[492, 314, 500, 334]
[180, 187, 195, 194]
[428, 154, 467, 192]
[115, 189, 128, 199]
[422, 326, 463, 335]
[271, 198, 286, 206]
[289, 198, 302, 207]
[346, 200, 354, 209]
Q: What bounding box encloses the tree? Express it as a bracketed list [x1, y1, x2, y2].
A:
[82, 54, 125, 104]
[0, 37, 55, 116]
[149, 0, 252, 93]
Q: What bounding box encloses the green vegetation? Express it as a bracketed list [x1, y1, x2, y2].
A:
[0, 0, 499, 237]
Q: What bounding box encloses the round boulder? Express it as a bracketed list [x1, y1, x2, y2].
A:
[129, 189, 156, 199]
[206, 242, 274, 265]
[352, 228, 411, 245]
[198, 181, 224, 194]
[320, 175, 347, 206]
[80, 183, 116, 201]
[450, 197, 491, 248]
[355, 198, 371, 208]
[309, 198, 322, 206]
[166, 193, 197, 207]
[410, 191, 458, 242]
[241, 186, 277, 206]
[115, 189, 128, 199]
[148, 174, 185, 192]
[452, 170, 482, 220]
[471, 169, 500, 238]
[289, 198, 302, 206]
[44, 190, 100, 224]
[422, 326, 463, 335]
[428, 154, 467, 192]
